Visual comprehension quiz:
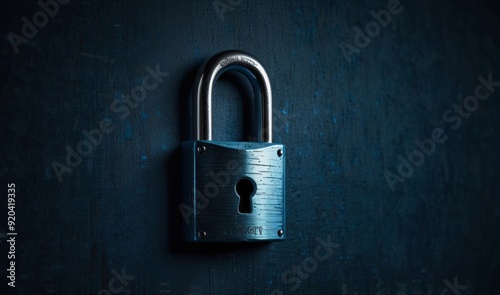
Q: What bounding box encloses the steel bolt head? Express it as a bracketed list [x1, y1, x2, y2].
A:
[197, 146, 206, 154]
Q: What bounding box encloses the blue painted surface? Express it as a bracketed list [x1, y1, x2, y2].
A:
[0, 0, 500, 294]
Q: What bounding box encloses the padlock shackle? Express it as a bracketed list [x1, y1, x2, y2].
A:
[193, 50, 272, 143]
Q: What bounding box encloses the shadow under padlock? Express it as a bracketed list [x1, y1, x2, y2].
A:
[177, 50, 286, 245]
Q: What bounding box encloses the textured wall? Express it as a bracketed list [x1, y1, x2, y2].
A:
[1, 0, 499, 294]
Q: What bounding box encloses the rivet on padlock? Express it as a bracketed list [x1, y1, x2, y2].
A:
[180, 50, 286, 242]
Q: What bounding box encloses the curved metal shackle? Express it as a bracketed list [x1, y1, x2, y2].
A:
[193, 50, 272, 143]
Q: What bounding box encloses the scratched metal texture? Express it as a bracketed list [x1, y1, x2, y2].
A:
[0, 0, 499, 294]
[181, 141, 285, 242]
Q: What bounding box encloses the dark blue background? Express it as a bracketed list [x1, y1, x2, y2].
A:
[1, 0, 499, 294]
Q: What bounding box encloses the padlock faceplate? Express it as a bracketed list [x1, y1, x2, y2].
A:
[181, 140, 285, 242]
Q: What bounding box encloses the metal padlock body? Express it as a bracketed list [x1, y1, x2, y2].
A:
[181, 50, 286, 242]
[182, 140, 285, 242]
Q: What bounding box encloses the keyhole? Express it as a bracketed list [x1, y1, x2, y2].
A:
[235, 178, 256, 214]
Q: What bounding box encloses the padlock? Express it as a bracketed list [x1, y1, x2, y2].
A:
[180, 50, 285, 242]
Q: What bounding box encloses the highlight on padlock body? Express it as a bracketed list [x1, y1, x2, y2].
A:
[180, 50, 286, 243]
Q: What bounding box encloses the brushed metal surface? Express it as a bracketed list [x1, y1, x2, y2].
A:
[182, 141, 285, 242]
